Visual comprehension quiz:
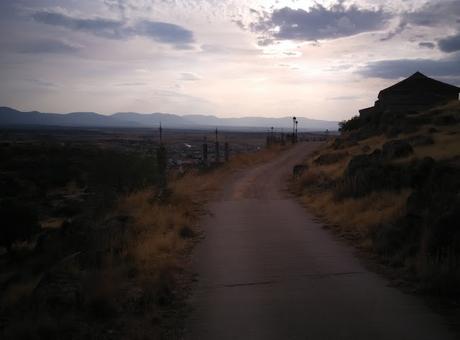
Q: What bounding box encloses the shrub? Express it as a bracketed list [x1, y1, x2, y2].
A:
[339, 116, 362, 132]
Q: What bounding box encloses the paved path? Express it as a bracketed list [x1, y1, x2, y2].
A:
[184, 143, 454, 340]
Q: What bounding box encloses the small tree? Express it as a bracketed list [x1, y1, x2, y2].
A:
[339, 116, 362, 132]
[0, 200, 40, 252]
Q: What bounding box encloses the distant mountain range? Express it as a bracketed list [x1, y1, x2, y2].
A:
[0, 107, 338, 131]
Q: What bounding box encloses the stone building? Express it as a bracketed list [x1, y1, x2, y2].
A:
[359, 72, 460, 118]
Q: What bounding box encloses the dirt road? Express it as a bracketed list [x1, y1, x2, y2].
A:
[184, 143, 454, 340]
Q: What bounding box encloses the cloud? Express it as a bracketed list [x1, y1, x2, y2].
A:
[103, 0, 128, 20]
[438, 34, 460, 53]
[116, 82, 146, 87]
[33, 11, 126, 39]
[17, 39, 79, 54]
[251, 2, 390, 43]
[379, 20, 407, 41]
[404, 1, 460, 28]
[418, 42, 435, 49]
[180, 72, 201, 81]
[199, 44, 259, 56]
[367, 1, 460, 42]
[327, 95, 360, 101]
[358, 53, 460, 80]
[26, 78, 59, 89]
[135, 21, 194, 47]
[32, 10, 194, 48]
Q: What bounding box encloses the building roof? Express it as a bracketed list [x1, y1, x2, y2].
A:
[378, 72, 460, 98]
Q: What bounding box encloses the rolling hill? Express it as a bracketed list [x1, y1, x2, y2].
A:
[0, 106, 338, 131]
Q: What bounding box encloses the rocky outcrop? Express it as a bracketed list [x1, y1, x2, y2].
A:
[313, 151, 348, 165]
[381, 140, 413, 160]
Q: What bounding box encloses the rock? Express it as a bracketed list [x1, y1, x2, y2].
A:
[409, 157, 436, 189]
[434, 115, 456, 125]
[340, 149, 412, 198]
[292, 164, 308, 178]
[382, 140, 413, 160]
[344, 151, 381, 178]
[405, 135, 434, 147]
[341, 153, 386, 197]
[313, 152, 348, 166]
[331, 138, 358, 150]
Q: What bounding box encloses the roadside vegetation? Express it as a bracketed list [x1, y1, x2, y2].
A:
[0, 139, 286, 339]
[292, 101, 460, 295]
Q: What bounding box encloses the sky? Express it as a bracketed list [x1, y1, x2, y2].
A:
[0, 0, 460, 121]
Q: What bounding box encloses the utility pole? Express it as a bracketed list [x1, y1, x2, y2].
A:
[202, 136, 208, 165]
[157, 122, 167, 190]
[292, 116, 297, 143]
[295, 120, 298, 142]
[224, 141, 229, 162]
[159, 122, 163, 144]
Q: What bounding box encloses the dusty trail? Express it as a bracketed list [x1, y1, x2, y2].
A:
[184, 143, 454, 340]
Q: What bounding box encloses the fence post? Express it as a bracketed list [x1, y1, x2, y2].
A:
[215, 141, 220, 163]
[157, 144, 167, 189]
[224, 142, 229, 162]
[202, 136, 208, 165]
[215, 128, 220, 163]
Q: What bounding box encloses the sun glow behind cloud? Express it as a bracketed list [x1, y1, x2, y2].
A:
[0, 0, 459, 120]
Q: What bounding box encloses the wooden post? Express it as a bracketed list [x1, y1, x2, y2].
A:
[295, 120, 298, 142]
[157, 144, 167, 188]
[215, 128, 220, 163]
[202, 136, 208, 165]
[224, 142, 229, 162]
[292, 116, 296, 144]
[156, 122, 167, 188]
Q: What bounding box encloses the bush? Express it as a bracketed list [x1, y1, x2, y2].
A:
[339, 116, 362, 132]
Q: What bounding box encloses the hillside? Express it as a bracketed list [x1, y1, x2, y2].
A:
[0, 107, 338, 131]
[293, 99, 460, 294]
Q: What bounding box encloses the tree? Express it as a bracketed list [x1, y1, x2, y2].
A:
[0, 200, 41, 252]
[339, 116, 362, 132]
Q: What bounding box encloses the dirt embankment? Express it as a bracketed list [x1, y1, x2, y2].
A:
[291, 101, 460, 296]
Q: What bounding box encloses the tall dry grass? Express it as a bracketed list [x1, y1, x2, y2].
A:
[300, 186, 410, 247]
[107, 144, 289, 303]
[1, 145, 290, 338]
[293, 103, 460, 294]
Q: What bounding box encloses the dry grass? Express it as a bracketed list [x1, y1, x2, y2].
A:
[105, 144, 289, 306]
[171, 144, 289, 201]
[412, 130, 460, 160]
[301, 188, 410, 245]
[116, 190, 189, 274]
[0, 143, 289, 339]
[294, 102, 460, 271]
[294, 110, 459, 243]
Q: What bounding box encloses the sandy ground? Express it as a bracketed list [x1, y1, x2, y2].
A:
[184, 142, 454, 340]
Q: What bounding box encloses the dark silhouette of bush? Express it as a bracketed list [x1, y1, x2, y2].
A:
[0, 142, 160, 219]
[339, 116, 362, 132]
[0, 199, 41, 252]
